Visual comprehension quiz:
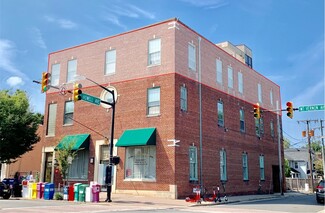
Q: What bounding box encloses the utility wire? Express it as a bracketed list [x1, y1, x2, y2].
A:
[68, 116, 108, 140]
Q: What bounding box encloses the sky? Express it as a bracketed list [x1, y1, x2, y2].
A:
[0, 0, 324, 147]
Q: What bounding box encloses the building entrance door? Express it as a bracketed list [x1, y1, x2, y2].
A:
[44, 152, 53, 183]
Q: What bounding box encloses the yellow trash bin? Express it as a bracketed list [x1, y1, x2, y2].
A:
[32, 183, 37, 199]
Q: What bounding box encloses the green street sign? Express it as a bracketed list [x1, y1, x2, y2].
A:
[80, 93, 101, 106]
[298, 104, 325, 112]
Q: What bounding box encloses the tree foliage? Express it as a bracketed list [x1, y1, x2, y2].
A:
[284, 158, 291, 177]
[55, 141, 77, 185]
[0, 90, 42, 163]
[283, 138, 291, 149]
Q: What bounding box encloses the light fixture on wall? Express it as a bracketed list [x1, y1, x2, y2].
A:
[89, 157, 94, 164]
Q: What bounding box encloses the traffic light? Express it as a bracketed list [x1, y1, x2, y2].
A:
[253, 103, 260, 119]
[73, 83, 82, 102]
[111, 156, 120, 165]
[286, 102, 293, 119]
[41, 72, 50, 93]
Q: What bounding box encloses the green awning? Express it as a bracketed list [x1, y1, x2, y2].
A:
[115, 127, 156, 147]
[55, 134, 90, 151]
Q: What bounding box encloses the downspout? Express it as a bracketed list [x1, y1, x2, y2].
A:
[198, 36, 203, 189]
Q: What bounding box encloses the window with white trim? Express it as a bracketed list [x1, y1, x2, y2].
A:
[148, 38, 161, 66]
[105, 50, 116, 75]
[147, 87, 160, 115]
[125, 146, 156, 180]
[270, 120, 275, 137]
[180, 85, 187, 111]
[217, 101, 224, 127]
[242, 153, 248, 181]
[228, 66, 233, 88]
[255, 118, 260, 137]
[46, 103, 57, 136]
[189, 146, 198, 181]
[220, 149, 227, 181]
[67, 59, 77, 83]
[258, 83, 262, 103]
[238, 72, 243, 94]
[259, 155, 265, 180]
[63, 101, 74, 125]
[270, 89, 273, 105]
[51, 63, 60, 86]
[240, 108, 245, 132]
[188, 43, 196, 71]
[216, 59, 223, 85]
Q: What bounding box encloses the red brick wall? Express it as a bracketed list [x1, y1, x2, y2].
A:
[42, 18, 283, 198]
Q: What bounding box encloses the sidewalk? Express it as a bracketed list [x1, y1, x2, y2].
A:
[98, 190, 309, 207]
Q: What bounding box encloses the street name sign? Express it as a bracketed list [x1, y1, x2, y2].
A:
[80, 93, 101, 106]
[298, 104, 324, 112]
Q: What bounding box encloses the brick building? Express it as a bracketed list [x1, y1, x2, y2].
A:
[41, 18, 283, 199]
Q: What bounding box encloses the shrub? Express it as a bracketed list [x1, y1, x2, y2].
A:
[54, 192, 63, 200]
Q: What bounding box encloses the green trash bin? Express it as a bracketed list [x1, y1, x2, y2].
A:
[74, 183, 81, 202]
[78, 184, 89, 202]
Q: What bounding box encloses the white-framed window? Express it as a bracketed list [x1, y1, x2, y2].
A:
[227, 66, 233, 88]
[51, 63, 60, 86]
[294, 161, 298, 169]
[180, 85, 187, 111]
[105, 50, 116, 75]
[238, 72, 243, 94]
[270, 89, 273, 106]
[216, 59, 223, 85]
[240, 108, 245, 132]
[259, 155, 265, 181]
[242, 153, 249, 181]
[188, 43, 196, 71]
[270, 120, 274, 137]
[148, 38, 161, 66]
[258, 83, 262, 103]
[125, 146, 156, 180]
[147, 87, 160, 115]
[67, 59, 77, 83]
[217, 101, 224, 127]
[260, 117, 264, 135]
[255, 118, 260, 137]
[220, 149, 227, 181]
[46, 103, 57, 136]
[67, 149, 89, 180]
[189, 146, 198, 181]
[63, 101, 74, 125]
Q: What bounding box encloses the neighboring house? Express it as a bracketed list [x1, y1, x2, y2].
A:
[284, 148, 311, 179]
[0, 125, 44, 181]
[38, 18, 282, 199]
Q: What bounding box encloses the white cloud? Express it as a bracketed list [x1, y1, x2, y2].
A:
[127, 5, 155, 19]
[103, 14, 127, 30]
[180, 0, 228, 9]
[0, 39, 26, 78]
[102, 3, 155, 28]
[292, 80, 325, 106]
[45, 16, 77, 29]
[31, 28, 47, 49]
[6, 76, 24, 87]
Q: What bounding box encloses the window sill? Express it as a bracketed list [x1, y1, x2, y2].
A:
[104, 72, 116, 76]
[124, 178, 156, 182]
[45, 135, 55, 138]
[147, 63, 161, 68]
[63, 124, 73, 127]
[147, 114, 161, 118]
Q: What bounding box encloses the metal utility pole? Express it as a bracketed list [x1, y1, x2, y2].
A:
[276, 101, 284, 195]
[298, 119, 318, 192]
[320, 120, 325, 180]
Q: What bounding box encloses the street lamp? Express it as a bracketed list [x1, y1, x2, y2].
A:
[74, 75, 116, 202]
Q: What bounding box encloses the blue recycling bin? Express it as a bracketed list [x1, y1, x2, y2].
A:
[44, 183, 55, 200]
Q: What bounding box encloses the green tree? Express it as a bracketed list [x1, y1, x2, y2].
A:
[0, 90, 42, 163]
[55, 140, 77, 185]
[283, 138, 291, 149]
[284, 158, 291, 177]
